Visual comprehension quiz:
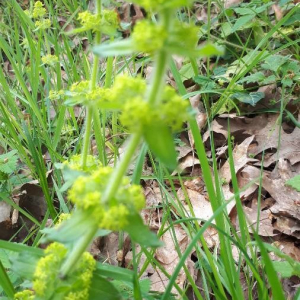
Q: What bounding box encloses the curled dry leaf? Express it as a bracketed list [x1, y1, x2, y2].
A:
[237, 165, 261, 201]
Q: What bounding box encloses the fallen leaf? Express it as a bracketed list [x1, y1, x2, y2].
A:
[152, 225, 195, 294]
[243, 206, 277, 237]
[219, 136, 257, 183]
[177, 187, 213, 222]
[263, 160, 300, 220]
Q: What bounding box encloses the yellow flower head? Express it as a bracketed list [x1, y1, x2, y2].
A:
[68, 81, 110, 106]
[120, 97, 154, 131]
[55, 213, 71, 227]
[109, 75, 147, 103]
[120, 86, 188, 132]
[42, 54, 58, 66]
[77, 9, 119, 35]
[63, 154, 101, 173]
[49, 89, 65, 100]
[14, 290, 34, 300]
[32, 1, 46, 18]
[68, 167, 145, 230]
[132, 20, 167, 54]
[35, 18, 51, 30]
[32, 242, 95, 298]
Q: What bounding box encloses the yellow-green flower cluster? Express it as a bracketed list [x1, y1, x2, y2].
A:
[68, 81, 110, 106]
[128, 0, 193, 11]
[32, 1, 46, 18]
[132, 20, 167, 54]
[55, 213, 71, 227]
[28, 1, 51, 30]
[120, 86, 189, 132]
[63, 154, 101, 173]
[33, 242, 68, 296]
[77, 9, 119, 35]
[42, 54, 58, 66]
[14, 290, 34, 300]
[35, 18, 51, 30]
[64, 252, 96, 300]
[30, 242, 95, 299]
[68, 167, 145, 231]
[49, 89, 65, 100]
[109, 75, 146, 103]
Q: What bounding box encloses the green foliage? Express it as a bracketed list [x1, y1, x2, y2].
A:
[0, 0, 298, 299]
[286, 175, 300, 192]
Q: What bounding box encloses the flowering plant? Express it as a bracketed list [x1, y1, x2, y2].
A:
[6, 0, 222, 299]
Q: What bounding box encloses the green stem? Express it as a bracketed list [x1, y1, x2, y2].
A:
[81, 107, 93, 167]
[60, 225, 98, 278]
[102, 132, 142, 203]
[81, 0, 102, 167]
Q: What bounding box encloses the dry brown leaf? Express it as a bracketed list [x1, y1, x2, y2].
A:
[247, 114, 300, 166]
[273, 215, 300, 239]
[99, 232, 119, 266]
[206, 114, 300, 166]
[263, 160, 300, 220]
[243, 206, 277, 237]
[237, 165, 261, 200]
[177, 187, 213, 221]
[177, 155, 200, 174]
[219, 136, 257, 183]
[142, 186, 163, 230]
[152, 225, 195, 294]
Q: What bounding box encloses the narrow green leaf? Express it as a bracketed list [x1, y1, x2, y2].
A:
[0, 260, 15, 298]
[0, 240, 43, 256]
[143, 123, 177, 170]
[93, 39, 134, 57]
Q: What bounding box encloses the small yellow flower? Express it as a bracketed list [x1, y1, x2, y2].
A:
[49, 89, 65, 100]
[119, 86, 188, 132]
[68, 167, 146, 231]
[77, 9, 119, 35]
[14, 290, 34, 300]
[63, 154, 101, 173]
[32, 242, 95, 298]
[100, 204, 130, 230]
[120, 97, 154, 130]
[32, 1, 46, 18]
[55, 213, 71, 227]
[132, 20, 167, 54]
[42, 54, 58, 66]
[35, 18, 51, 30]
[109, 75, 146, 103]
[68, 81, 110, 106]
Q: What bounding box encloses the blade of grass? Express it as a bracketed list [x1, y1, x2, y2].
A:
[0, 260, 15, 299]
